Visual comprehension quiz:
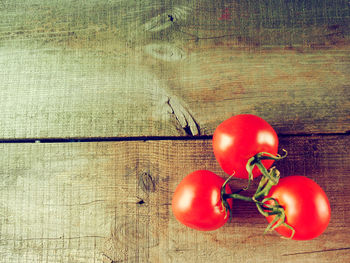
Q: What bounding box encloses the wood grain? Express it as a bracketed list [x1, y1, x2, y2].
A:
[0, 135, 349, 262]
[1, 0, 349, 139]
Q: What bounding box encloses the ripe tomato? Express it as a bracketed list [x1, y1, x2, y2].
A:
[213, 114, 278, 179]
[172, 170, 233, 231]
[265, 176, 331, 240]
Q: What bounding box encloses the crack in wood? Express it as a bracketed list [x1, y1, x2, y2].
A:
[42, 199, 106, 207]
[175, 25, 239, 42]
[166, 97, 200, 136]
[102, 253, 122, 263]
[282, 247, 350, 256]
[1, 235, 105, 242]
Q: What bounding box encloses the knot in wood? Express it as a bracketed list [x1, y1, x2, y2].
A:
[139, 171, 156, 193]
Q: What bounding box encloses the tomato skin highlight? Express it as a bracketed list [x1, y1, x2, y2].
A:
[266, 176, 331, 240]
[172, 170, 233, 231]
[213, 114, 278, 179]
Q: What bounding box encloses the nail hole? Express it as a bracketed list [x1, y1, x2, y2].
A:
[137, 199, 145, 205]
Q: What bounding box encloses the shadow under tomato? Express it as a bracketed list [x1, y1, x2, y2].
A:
[225, 180, 266, 221]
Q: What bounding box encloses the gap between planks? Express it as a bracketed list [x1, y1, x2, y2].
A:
[0, 131, 349, 144]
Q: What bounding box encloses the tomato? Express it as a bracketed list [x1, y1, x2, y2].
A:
[172, 170, 233, 231]
[265, 176, 331, 240]
[213, 114, 278, 179]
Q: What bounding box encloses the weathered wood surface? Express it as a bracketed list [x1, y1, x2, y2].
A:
[0, 135, 349, 262]
[1, 0, 350, 139]
[1, 1, 350, 262]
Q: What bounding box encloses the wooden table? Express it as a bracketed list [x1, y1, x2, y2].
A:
[1, 1, 349, 262]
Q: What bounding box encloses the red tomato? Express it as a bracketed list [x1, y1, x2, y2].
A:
[213, 114, 278, 179]
[172, 170, 233, 231]
[265, 176, 331, 240]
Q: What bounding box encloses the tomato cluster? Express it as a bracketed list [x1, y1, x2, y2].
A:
[172, 114, 331, 240]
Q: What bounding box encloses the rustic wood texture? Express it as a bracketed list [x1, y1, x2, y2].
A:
[1, 0, 350, 139]
[1, 1, 350, 262]
[0, 136, 349, 262]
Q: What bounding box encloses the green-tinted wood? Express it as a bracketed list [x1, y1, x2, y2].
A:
[1, 0, 350, 139]
[0, 136, 349, 262]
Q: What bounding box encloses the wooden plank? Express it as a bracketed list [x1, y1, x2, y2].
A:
[0, 135, 349, 262]
[1, 0, 350, 139]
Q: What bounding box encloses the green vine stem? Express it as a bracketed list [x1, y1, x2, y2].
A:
[253, 167, 280, 200]
[220, 150, 295, 239]
[245, 149, 288, 190]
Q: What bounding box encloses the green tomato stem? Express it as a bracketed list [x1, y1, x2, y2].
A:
[223, 193, 254, 203]
[220, 150, 295, 239]
[244, 150, 287, 190]
[253, 168, 280, 199]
